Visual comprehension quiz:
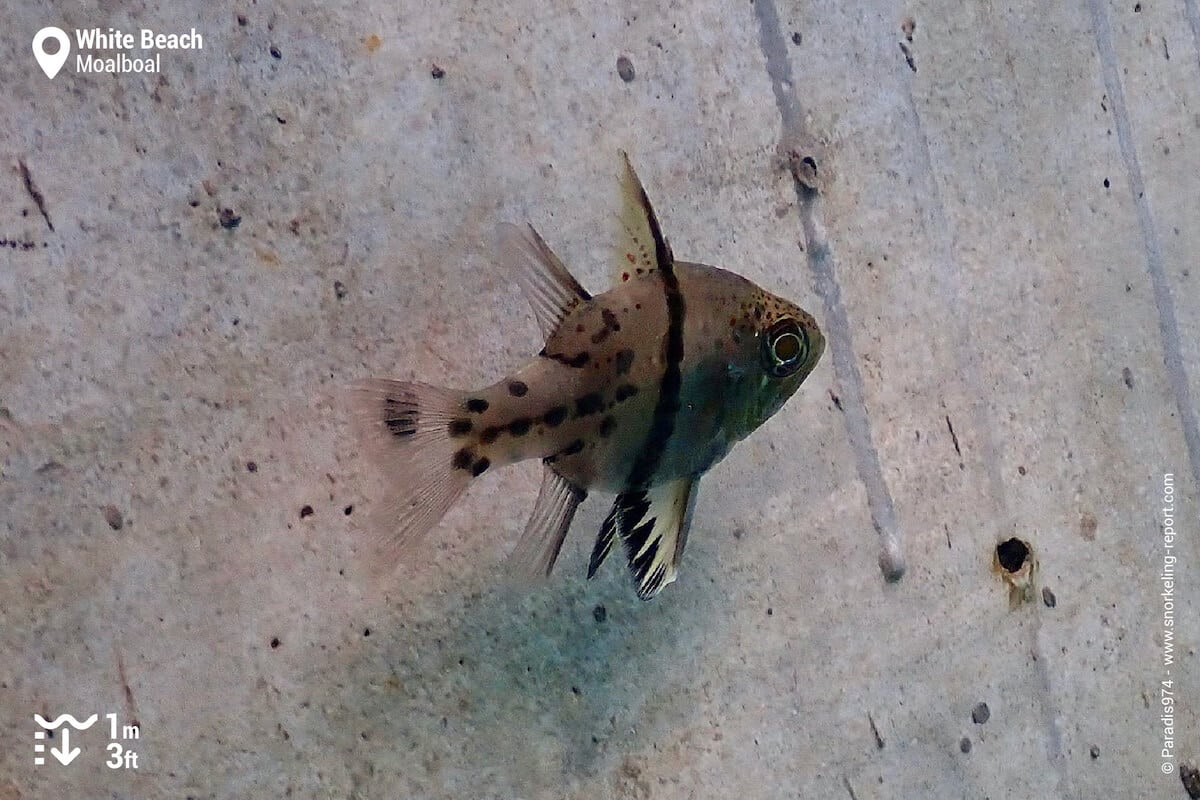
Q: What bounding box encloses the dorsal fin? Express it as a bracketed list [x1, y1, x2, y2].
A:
[589, 476, 699, 600]
[612, 150, 674, 286]
[496, 222, 591, 340]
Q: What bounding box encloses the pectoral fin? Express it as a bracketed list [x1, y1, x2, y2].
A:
[591, 476, 699, 600]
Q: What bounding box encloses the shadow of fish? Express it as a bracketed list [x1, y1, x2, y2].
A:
[349, 153, 824, 600]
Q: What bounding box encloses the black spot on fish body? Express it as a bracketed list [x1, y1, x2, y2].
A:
[471, 457, 491, 477]
[599, 415, 617, 437]
[615, 349, 635, 375]
[546, 439, 585, 464]
[452, 449, 473, 470]
[603, 309, 620, 331]
[466, 398, 489, 413]
[542, 349, 591, 368]
[575, 393, 605, 417]
[508, 381, 528, 397]
[543, 406, 568, 427]
[448, 419, 473, 437]
[544, 438, 584, 464]
[590, 327, 612, 345]
[614, 384, 639, 403]
[508, 417, 532, 436]
[480, 426, 502, 444]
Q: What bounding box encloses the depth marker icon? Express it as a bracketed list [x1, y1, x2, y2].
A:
[33, 713, 96, 766]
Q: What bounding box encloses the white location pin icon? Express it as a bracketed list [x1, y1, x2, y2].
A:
[32, 27, 70, 79]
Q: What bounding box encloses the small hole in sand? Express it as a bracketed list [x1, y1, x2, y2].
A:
[996, 538, 1029, 573]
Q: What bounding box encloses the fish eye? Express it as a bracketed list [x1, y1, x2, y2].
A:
[763, 318, 809, 377]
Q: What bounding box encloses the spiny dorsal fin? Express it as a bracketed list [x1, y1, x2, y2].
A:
[590, 476, 699, 600]
[496, 222, 591, 340]
[612, 150, 674, 286]
[507, 464, 587, 581]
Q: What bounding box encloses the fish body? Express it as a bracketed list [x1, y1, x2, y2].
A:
[351, 154, 824, 599]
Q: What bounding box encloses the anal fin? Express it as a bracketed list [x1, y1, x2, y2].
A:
[591, 476, 699, 600]
[507, 464, 587, 580]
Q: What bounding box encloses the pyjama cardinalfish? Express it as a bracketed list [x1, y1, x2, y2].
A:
[350, 154, 824, 599]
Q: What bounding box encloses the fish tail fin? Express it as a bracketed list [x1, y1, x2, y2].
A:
[346, 378, 479, 577]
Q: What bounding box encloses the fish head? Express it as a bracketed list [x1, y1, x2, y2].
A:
[716, 287, 824, 438]
[751, 299, 824, 424]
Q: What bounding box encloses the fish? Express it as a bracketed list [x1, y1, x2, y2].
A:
[349, 153, 824, 600]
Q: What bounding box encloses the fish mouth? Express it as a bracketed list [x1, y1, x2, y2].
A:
[810, 328, 827, 364]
